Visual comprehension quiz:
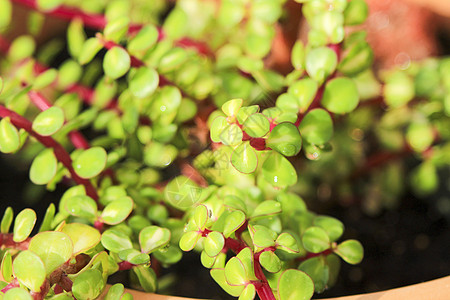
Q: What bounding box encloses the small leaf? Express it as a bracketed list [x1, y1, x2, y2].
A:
[179, 231, 201, 252]
[133, 265, 157, 293]
[1, 207, 13, 233]
[101, 228, 133, 253]
[13, 250, 46, 292]
[344, 0, 369, 25]
[239, 284, 256, 300]
[164, 176, 202, 210]
[322, 78, 359, 114]
[335, 240, 364, 264]
[38, 204, 55, 232]
[251, 201, 281, 219]
[128, 25, 159, 54]
[0, 0, 12, 30]
[298, 109, 333, 145]
[29, 149, 57, 185]
[73, 147, 107, 179]
[313, 216, 344, 242]
[266, 123, 302, 157]
[406, 122, 434, 152]
[223, 210, 246, 238]
[410, 161, 439, 196]
[13, 209, 36, 242]
[276, 233, 299, 253]
[79, 37, 103, 65]
[204, 231, 225, 257]
[129, 67, 159, 98]
[61, 223, 101, 255]
[231, 142, 258, 173]
[29, 231, 73, 274]
[252, 226, 277, 249]
[0, 117, 20, 153]
[286, 78, 319, 113]
[242, 113, 270, 138]
[298, 256, 329, 293]
[32, 106, 64, 136]
[262, 152, 297, 188]
[118, 249, 150, 265]
[305, 47, 337, 83]
[36, 0, 63, 11]
[1, 251, 13, 282]
[193, 204, 209, 230]
[210, 268, 244, 297]
[291, 40, 305, 70]
[383, 72, 415, 108]
[4, 288, 33, 300]
[103, 46, 130, 79]
[225, 257, 248, 286]
[33, 69, 58, 90]
[236, 247, 257, 280]
[277, 269, 314, 300]
[101, 197, 134, 225]
[72, 269, 105, 300]
[219, 123, 243, 146]
[259, 251, 281, 273]
[222, 99, 243, 117]
[67, 18, 86, 59]
[64, 195, 97, 220]
[139, 226, 171, 254]
[236, 105, 259, 124]
[302, 227, 330, 253]
[105, 283, 125, 300]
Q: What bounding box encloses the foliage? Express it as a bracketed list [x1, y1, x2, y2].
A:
[0, 0, 448, 299]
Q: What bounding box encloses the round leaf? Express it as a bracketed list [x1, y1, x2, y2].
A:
[193, 204, 209, 231]
[64, 195, 97, 220]
[262, 152, 297, 188]
[251, 200, 281, 219]
[231, 142, 258, 173]
[0, 117, 20, 153]
[32, 107, 65, 136]
[222, 99, 243, 117]
[139, 226, 171, 254]
[305, 47, 337, 83]
[335, 240, 364, 264]
[72, 269, 105, 300]
[259, 251, 281, 273]
[101, 197, 134, 225]
[13, 250, 46, 292]
[204, 231, 225, 257]
[179, 231, 201, 252]
[101, 228, 133, 253]
[406, 122, 434, 152]
[277, 269, 314, 300]
[36, 0, 63, 11]
[29, 148, 57, 185]
[267, 123, 302, 156]
[129, 67, 159, 98]
[210, 268, 244, 297]
[344, 0, 369, 25]
[298, 109, 333, 145]
[242, 113, 270, 138]
[322, 78, 359, 114]
[224, 257, 248, 286]
[164, 176, 202, 210]
[383, 72, 415, 108]
[223, 210, 246, 238]
[302, 226, 330, 253]
[286, 78, 319, 113]
[276, 233, 299, 253]
[239, 284, 256, 300]
[13, 209, 36, 242]
[4, 288, 33, 300]
[298, 256, 329, 293]
[118, 249, 150, 265]
[313, 216, 344, 242]
[73, 147, 107, 179]
[103, 46, 131, 79]
[61, 223, 101, 255]
[29, 231, 73, 274]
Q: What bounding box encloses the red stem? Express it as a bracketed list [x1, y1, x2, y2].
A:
[0, 105, 99, 200]
[0, 233, 30, 250]
[297, 248, 334, 262]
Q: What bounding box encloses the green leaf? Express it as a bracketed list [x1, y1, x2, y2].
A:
[101, 196, 133, 225]
[29, 231, 73, 274]
[164, 176, 202, 210]
[239, 284, 256, 300]
[219, 123, 243, 146]
[9, 35, 35, 62]
[72, 269, 105, 300]
[299, 109, 333, 145]
[252, 225, 277, 249]
[29, 148, 57, 185]
[101, 228, 133, 253]
[103, 47, 131, 79]
[2, 251, 13, 282]
[78, 37, 103, 65]
[13, 250, 46, 292]
[344, 0, 369, 25]
[322, 78, 359, 114]
[32, 107, 65, 136]
[298, 256, 329, 293]
[127, 25, 159, 54]
[36, 0, 63, 11]
[159, 47, 188, 73]
[104, 16, 129, 43]
[406, 122, 434, 152]
[58, 60, 83, 89]
[73, 147, 107, 179]
[242, 113, 270, 138]
[231, 142, 258, 173]
[276, 233, 299, 253]
[305, 47, 337, 83]
[67, 18, 86, 59]
[262, 152, 297, 188]
[259, 251, 281, 273]
[287, 78, 319, 113]
[13, 209, 36, 242]
[129, 67, 159, 98]
[33, 68, 58, 90]
[0, 117, 20, 153]
[223, 210, 246, 238]
[179, 231, 201, 252]
[210, 268, 244, 297]
[235, 247, 257, 280]
[410, 161, 438, 196]
[139, 226, 171, 253]
[133, 265, 157, 293]
[267, 123, 302, 157]
[313, 216, 344, 242]
[193, 204, 209, 230]
[335, 240, 363, 264]
[0, 0, 12, 30]
[104, 283, 125, 300]
[61, 223, 101, 255]
[277, 269, 314, 300]
[383, 72, 415, 108]
[291, 40, 305, 70]
[251, 200, 281, 219]
[64, 195, 98, 220]
[3, 288, 33, 300]
[236, 106, 259, 124]
[338, 40, 373, 76]
[302, 227, 330, 253]
[118, 249, 150, 265]
[224, 257, 248, 286]
[204, 231, 225, 257]
[222, 99, 243, 117]
[1, 207, 13, 233]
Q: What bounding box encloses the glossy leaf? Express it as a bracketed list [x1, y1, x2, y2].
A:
[276, 233, 300, 253]
[129, 67, 159, 98]
[0, 117, 20, 153]
[231, 142, 258, 173]
[105, 283, 125, 300]
[64, 195, 97, 220]
[262, 152, 297, 188]
[222, 99, 243, 117]
[335, 240, 364, 264]
[298, 109, 333, 145]
[223, 210, 246, 238]
[266, 123, 302, 157]
[259, 251, 281, 273]
[242, 113, 270, 138]
[101, 197, 134, 225]
[72, 269, 105, 300]
[29, 149, 57, 185]
[383, 72, 415, 108]
[193, 204, 209, 230]
[73, 147, 107, 179]
[101, 228, 133, 253]
[38, 204, 55, 232]
[287, 78, 319, 113]
[61, 223, 101, 255]
[4, 288, 33, 300]
[239, 284, 256, 300]
[139, 226, 171, 253]
[128, 25, 159, 53]
[251, 200, 281, 219]
[224, 257, 248, 286]
[179, 231, 201, 252]
[133, 265, 157, 293]
[305, 47, 337, 83]
[210, 268, 244, 297]
[344, 0, 369, 25]
[13, 250, 46, 292]
[1, 251, 13, 282]
[313, 216, 344, 242]
[118, 249, 150, 265]
[322, 78, 359, 114]
[203, 231, 225, 257]
[302, 226, 330, 253]
[298, 256, 329, 293]
[103, 46, 130, 79]
[32, 106, 65, 136]
[277, 269, 314, 300]
[1, 207, 13, 233]
[13, 209, 36, 242]
[406, 122, 434, 152]
[78, 38, 103, 65]
[164, 176, 202, 210]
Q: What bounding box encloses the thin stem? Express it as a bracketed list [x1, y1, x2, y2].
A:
[0, 105, 99, 200]
[0, 233, 30, 250]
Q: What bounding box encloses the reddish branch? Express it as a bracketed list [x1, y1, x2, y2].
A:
[0, 233, 30, 250]
[0, 105, 99, 200]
